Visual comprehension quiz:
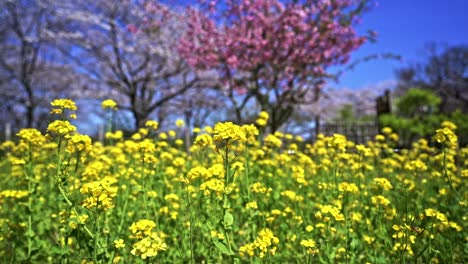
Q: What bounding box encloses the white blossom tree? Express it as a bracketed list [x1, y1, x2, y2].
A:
[49, 0, 219, 130]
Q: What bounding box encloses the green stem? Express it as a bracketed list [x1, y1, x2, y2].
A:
[186, 185, 195, 264]
[442, 146, 462, 202]
[117, 189, 129, 233]
[93, 208, 100, 263]
[344, 196, 349, 264]
[26, 143, 33, 259]
[222, 144, 234, 254]
[57, 185, 94, 239]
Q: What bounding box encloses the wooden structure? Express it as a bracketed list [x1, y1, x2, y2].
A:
[320, 121, 379, 144]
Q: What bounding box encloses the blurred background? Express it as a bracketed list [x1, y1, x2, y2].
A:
[1, 0, 466, 146]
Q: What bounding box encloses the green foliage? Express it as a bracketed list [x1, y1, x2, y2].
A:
[334, 104, 375, 123]
[380, 88, 467, 146]
[396, 88, 441, 117]
[336, 104, 355, 121]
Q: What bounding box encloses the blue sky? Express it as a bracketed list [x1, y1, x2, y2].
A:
[338, 0, 468, 89]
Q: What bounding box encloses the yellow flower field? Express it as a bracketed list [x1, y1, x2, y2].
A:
[0, 99, 466, 263]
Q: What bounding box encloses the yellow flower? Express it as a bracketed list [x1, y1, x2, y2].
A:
[381, 127, 392, 134]
[114, 239, 125, 249]
[373, 178, 393, 191]
[363, 235, 375, 244]
[66, 133, 92, 153]
[245, 201, 258, 210]
[375, 134, 385, 141]
[441, 121, 457, 130]
[130, 233, 167, 259]
[0, 190, 29, 199]
[51, 98, 77, 111]
[106, 130, 124, 140]
[239, 228, 279, 258]
[320, 204, 344, 222]
[16, 128, 46, 146]
[338, 182, 359, 193]
[145, 120, 159, 130]
[256, 118, 267, 127]
[371, 195, 391, 207]
[175, 119, 185, 127]
[264, 134, 282, 148]
[255, 111, 269, 126]
[47, 120, 77, 136]
[300, 239, 319, 255]
[434, 127, 457, 148]
[80, 180, 118, 211]
[129, 219, 157, 239]
[213, 122, 246, 144]
[258, 111, 269, 120]
[330, 134, 347, 151]
[194, 134, 213, 148]
[102, 99, 118, 110]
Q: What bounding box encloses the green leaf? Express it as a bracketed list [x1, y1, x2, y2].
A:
[25, 230, 35, 237]
[213, 241, 234, 256]
[224, 211, 233, 229]
[223, 199, 231, 209]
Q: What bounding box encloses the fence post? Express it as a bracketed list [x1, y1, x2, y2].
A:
[98, 124, 105, 143]
[5, 122, 11, 141]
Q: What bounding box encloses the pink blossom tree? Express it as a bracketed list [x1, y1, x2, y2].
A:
[180, 0, 374, 132]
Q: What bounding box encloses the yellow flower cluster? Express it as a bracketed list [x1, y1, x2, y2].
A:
[67, 210, 89, 230]
[129, 219, 157, 239]
[372, 177, 393, 191]
[16, 128, 46, 146]
[131, 233, 167, 259]
[300, 239, 319, 255]
[105, 130, 124, 140]
[213, 122, 246, 144]
[193, 134, 213, 148]
[1, 101, 467, 262]
[51, 98, 78, 112]
[434, 126, 458, 149]
[129, 219, 167, 259]
[102, 99, 118, 110]
[371, 195, 391, 207]
[51, 98, 77, 110]
[50, 98, 78, 119]
[264, 134, 282, 148]
[186, 166, 211, 182]
[0, 190, 29, 199]
[242, 124, 259, 144]
[256, 111, 269, 127]
[114, 239, 125, 249]
[317, 204, 345, 222]
[239, 228, 279, 258]
[145, 120, 159, 130]
[329, 134, 347, 152]
[47, 120, 77, 136]
[80, 180, 118, 211]
[391, 224, 418, 256]
[66, 133, 92, 154]
[338, 182, 359, 193]
[200, 178, 225, 198]
[175, 119, 185, 127]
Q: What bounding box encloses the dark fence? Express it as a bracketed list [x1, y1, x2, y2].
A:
[320, 121, 379, 144]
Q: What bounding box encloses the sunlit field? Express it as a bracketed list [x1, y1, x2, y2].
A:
[1, 99, 466, 263]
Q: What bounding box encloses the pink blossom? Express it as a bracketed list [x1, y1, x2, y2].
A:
[179, 0, 373, 130]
